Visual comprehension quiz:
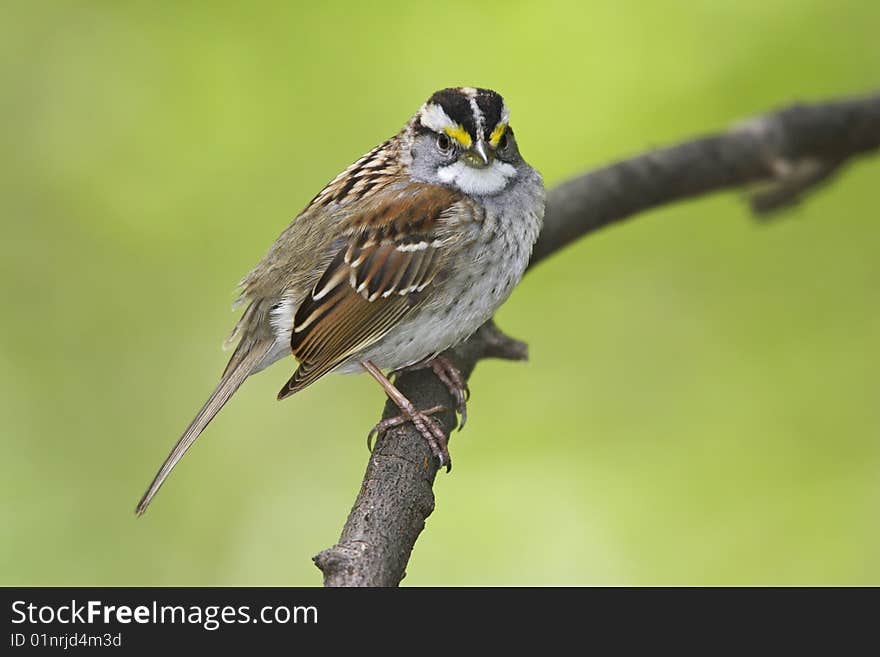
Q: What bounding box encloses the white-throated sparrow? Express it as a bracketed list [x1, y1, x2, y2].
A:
[136, 87, 545, 515]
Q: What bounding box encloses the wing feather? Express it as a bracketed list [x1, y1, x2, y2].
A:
[277, 183, 470, 399]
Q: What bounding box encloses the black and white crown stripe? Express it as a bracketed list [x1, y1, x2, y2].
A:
[417, 87, 509, 143]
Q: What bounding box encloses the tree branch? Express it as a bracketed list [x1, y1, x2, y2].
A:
[314, 91, 880, 587]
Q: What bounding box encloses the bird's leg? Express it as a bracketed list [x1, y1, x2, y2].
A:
[392, 356, 470, 430]
[362, 360, 452, 471]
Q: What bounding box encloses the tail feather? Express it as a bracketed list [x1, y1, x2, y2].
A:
[135, 341, 271, 516]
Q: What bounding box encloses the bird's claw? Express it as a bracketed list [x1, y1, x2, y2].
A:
[367, 404, 451, 470]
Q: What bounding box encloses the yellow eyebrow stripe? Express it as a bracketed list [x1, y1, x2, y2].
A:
[444, 125, 472, 148]
[488, 122, 507, 147]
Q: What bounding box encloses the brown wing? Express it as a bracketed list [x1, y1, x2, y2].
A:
[277, 183, 467, 399]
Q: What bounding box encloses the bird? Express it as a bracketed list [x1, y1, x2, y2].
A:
[135, 87, 545, 515]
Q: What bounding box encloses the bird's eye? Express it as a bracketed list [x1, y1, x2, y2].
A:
[497, 132, 509, 151]
[436, 133, 452, 153]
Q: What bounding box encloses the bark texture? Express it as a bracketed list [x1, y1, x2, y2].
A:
[314, 92, 880, 587]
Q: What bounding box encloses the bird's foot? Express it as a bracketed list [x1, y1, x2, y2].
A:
[367, 404, 451, 471]
[393, 356, 469, 430]
[361, 360, 452, 471]
[427, 356, 469, 430]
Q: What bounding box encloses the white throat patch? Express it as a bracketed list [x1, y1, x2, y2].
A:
[437, 160, 516, 196]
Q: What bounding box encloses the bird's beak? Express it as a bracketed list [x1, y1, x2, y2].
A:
[465, 139, 491, 168]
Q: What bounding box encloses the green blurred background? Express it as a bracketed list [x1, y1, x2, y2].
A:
[2, 0, 878, 586]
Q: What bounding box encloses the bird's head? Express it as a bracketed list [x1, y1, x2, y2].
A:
[406, 87, 523, 196]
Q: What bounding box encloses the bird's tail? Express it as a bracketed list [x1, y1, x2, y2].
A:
[135, 339, 272, 516]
